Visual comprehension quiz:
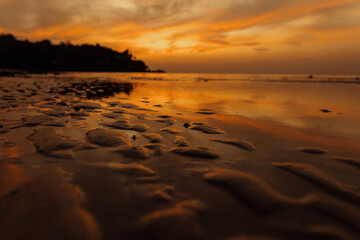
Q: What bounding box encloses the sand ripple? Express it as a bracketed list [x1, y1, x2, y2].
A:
[115, 145, 152, 159]
[170, 147, 219, 159]
[87, 128, 130, 147]
[27, 128, 80, 158]
[210, 138, 255, 151]
[103, 121, 149, 132]
[272, 162, 360, 204]
[138, 200, 206, 240]
[204, 168, 360, 231]
[142, 133, 163, 143]
[190, 125, 225, 134]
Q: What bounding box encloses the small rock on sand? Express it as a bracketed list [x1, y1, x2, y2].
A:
[320, 109, 332, 113]
[142, 133, 163, 143]
[157, 115, 171, 119]
[210, 138, 255, 151]
[87, 128, 130, 147]
[170, 147, 219, 159]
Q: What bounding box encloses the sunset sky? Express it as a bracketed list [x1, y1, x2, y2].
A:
[0, 0, 360, 74]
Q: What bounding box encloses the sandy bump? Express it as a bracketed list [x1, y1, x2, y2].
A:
[87, 128, 130, 147]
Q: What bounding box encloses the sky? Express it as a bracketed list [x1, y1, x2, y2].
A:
[0, 0, 360, 74]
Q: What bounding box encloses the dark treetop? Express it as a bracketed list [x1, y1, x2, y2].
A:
[0, 33, 150, 72]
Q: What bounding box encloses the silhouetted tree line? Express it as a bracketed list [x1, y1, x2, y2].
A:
[0, 33, 150, 72]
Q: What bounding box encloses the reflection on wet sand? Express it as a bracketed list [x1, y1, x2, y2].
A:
[0, 163, 26, 198]
[0, 168, 102, 240]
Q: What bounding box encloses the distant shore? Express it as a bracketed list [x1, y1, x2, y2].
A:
[0, 33, 165, 73]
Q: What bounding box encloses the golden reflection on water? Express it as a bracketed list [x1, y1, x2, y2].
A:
[216, 114, 360, 154]
[129, 79, 358, 124]
[102, 74, 360, 153]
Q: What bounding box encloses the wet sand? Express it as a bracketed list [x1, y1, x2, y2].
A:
[0, 74, 359, 240]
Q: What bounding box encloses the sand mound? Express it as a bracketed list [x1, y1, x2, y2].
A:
[22, 114, 56, 126]
[73, 101, 102, 109]
[161, 128, 182, 134]
[143, 143, 167, 156]
[204, 168, 360, 231]
[105, 163, 156, 176]
[142, 133, 163, 143]
[41, 109, 67, 117]
[102, 113, 130, 122]
[87, 128, 130, 147]
[204, 168, 292, 212]
[174, 136, 189, 147]
[170, 147, 219, 159]
[333, 157, 360, 167]
[115, 145, 152, 159]
[103, 121, 149, 132]
[27, 128, 80, 158]
[190, 125, 225, 134]
[119, 103, 139, 109]
[297, 147, 328, 154]
[138, 200, 206, 240]
[156, 118, 176, 126]
[210, 138, 255, 151]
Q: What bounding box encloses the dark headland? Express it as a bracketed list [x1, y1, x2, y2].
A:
[0, 33, 164, 73]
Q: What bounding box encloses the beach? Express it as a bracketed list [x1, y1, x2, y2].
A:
[0, 72, 359, 240]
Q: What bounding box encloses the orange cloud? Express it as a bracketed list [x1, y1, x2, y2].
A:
[0, 0, 359, 73]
